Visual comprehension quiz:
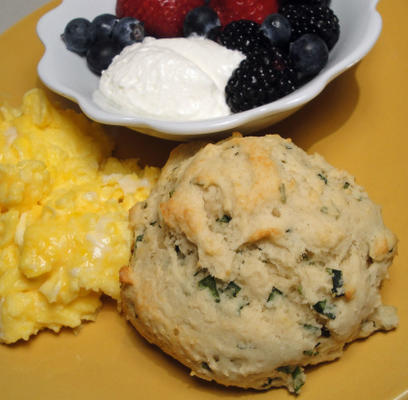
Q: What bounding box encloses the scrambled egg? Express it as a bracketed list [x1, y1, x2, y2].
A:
[0, 89, 160, 344]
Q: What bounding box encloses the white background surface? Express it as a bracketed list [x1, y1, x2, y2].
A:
[1, 0, 50, 34]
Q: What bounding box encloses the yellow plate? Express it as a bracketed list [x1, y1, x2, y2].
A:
[1, 1, 407, 399]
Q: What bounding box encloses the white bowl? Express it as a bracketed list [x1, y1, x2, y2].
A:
[37, 0, 382, 141]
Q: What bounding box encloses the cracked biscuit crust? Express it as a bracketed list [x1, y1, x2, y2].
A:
[120, 134, 397, 394]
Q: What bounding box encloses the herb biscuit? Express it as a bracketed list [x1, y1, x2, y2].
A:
[120, 134, 398, 394]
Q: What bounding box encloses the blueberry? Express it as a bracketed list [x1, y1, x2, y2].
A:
[62, 17, 91, 55]
[86, 39, 122, 75]
[183, 6, 221, 38]
[112, 17, 145, 49]
[260, 14, 291, 48]
[89, 13, 118, 42]
[289, 33, 328, 82]
[206, 26, 222, 42]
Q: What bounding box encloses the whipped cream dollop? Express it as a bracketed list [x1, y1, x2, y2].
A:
[94, 37, 245, 121]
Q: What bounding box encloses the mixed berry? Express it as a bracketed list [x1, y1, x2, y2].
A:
[62, 14, 145, 75]
[62, 0, 340, 114]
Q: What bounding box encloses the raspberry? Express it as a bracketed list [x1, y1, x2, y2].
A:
[280, 2, 340, 50]
[219, 20, 270, 55]
[225, 47, 297, 113]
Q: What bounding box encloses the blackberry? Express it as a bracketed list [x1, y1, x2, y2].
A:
[219, 20, 270, 55]
[280, 2, 340, 50]
[279, 0, 331, 6]
[225, 47, 297, 113]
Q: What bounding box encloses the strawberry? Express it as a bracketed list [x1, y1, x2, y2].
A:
[211, 0, 279, 26]
[116, 0, 205, 38]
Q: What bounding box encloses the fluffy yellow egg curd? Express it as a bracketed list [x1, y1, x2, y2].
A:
[0, 89, 160, 344]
